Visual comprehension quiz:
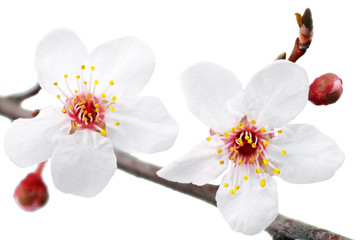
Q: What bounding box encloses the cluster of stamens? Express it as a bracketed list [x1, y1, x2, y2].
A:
[207, 119, 286, 195]
[54, 65, 120, 136]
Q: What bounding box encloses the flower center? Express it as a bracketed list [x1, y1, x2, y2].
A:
[53, 65, 120, 136]
[208, 119, 287, 194]
[66, 94, 105, 129]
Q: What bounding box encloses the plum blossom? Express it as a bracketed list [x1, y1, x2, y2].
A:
[4, 29, 178, 197]
[157, 61, 344, 235]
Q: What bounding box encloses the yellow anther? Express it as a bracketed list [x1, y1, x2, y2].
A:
[61, 109, 67, 114]
[87, 93, 92, 98]
[244, 136, 249, 140]
[274, 168, 280, 175]
[83, 81, 87, 85]
[260, 127, 266, 133]
[278, 130, 283, 134]
[110, 107, 115, 112]
[91, 66, 95, 71]
[80, 98, 85, 102]
[81, 105, 86, 109]
[95, 108, 100, 113]
[250, 120, 256, 125]
[230, 190, 236, 195]
[102, 93, 107, 98]
[53, 82, 58, 86]
[247, 139, 253, 144]
[100, 129, 106, 136]
[219, 160, 224, 165]
[255, 168, 261, 174]
[224, 183, 229, 188]
[69, 105, 74, 110]
[206, 136, 211, 141]
[260, 179, 266, 187]
[249, 158, 254, 163]
[257, 150, 262, 153]
[234, 185, 240, 190]
[81, 65, 85, 70]
[217, 148, 223, 153]
[57, 95, 60, 99]
[72, 122, 77, 127]
[109, 80, 114, 86]
[237, 123, 243, 129]
[263, 141, 269, 146]
[229, 147, 234, 152]
[243, 176, 248, 181]
[238, 159, 243, 165]
[88, 113, 92, 117]
[237, 138, 242, 143]
[96, 118, 101, 122]
[252, 143, 256, 148]
[230, 156, 235, 161]
[235, 150, 239, 154]
[263, 159, 269, 164]
[112, 96, 117, 101]
[75, 90, 79, 94]
[224, 132, 229, 137]
[64, 74, 68, 78]
[76, 75, 80, 79]
[94, 80, 99, 85]
[83, 117, 88, 122]
[230, 127, 236, 133]
[281, 150, 287, 155]
[94, 103, 99, 108]
[115, 121, 120, 126]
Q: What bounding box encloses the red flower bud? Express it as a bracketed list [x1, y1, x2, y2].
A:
[309, 73, 343, 106]
[14, 172, 48, 211]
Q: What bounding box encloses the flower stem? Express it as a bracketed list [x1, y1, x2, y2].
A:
[35, 162, 46, 176]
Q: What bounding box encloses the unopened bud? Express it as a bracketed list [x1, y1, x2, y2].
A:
[14, 173, 48, 211]
[309, 73, 343, 106]
[298, 8, 313, 46]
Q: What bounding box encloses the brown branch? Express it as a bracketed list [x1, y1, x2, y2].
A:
[0, 88, 352, 240]
[8, 84, 41, 103]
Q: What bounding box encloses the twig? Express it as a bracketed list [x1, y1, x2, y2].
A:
[0, 88, 352, 240]
[8, 84, 41, 103]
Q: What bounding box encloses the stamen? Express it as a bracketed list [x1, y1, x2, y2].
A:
[260, 179, 266, 187]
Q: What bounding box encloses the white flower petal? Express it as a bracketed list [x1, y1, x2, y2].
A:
[86, 36, 155, 97]
[181, 62, 244, 133]
[51, 130, 117, 197]
[157, 137, 228, 185]
[34, 28, 88, 95]
[4, 106, 70, 167]
[216, 168, 278, 235]
[267, 124, 344, 183]
[241, 61, 308, 129]
[106, 96, 178, 153]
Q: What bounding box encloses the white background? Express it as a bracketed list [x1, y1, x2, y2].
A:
[0, 0, 358, 239]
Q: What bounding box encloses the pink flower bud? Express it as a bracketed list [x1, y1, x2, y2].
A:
[309, 73, 343, 106]
[14, 173, 48, 212]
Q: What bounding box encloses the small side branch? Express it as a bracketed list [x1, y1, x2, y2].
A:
[8, 84, 41, 103]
